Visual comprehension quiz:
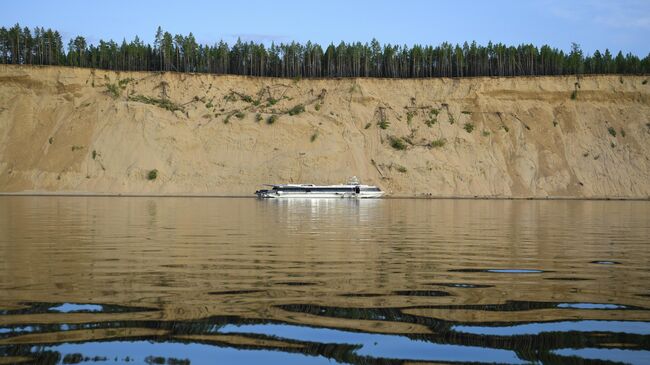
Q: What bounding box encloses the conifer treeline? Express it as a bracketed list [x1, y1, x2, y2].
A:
[1, 23, 649, 78]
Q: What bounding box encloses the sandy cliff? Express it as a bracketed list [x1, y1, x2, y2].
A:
[0, 65, 648, 197]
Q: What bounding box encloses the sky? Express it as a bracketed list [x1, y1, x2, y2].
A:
[1, 0, 648, 55]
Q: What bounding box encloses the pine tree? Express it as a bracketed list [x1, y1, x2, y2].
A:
[2, 23, 648, 77]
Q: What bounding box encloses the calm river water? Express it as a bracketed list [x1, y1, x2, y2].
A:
[0, 197, 649, 364]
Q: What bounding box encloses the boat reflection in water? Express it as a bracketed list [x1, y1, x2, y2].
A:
[1, 197, 649, 364]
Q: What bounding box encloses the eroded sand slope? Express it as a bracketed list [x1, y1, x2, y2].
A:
[0, 65, 648, 197]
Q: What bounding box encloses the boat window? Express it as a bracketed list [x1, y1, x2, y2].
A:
[275, 187, 310, 192]
[361, 187, 381, 192]
[310, 187, 352, 192]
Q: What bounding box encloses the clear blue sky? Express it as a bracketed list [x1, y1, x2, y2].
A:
[1, 0, 648, 55]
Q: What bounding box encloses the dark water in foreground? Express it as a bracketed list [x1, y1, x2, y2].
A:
[0, 197, 649, 365]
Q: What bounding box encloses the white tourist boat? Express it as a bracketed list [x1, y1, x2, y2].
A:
[255, 177, 384, 199]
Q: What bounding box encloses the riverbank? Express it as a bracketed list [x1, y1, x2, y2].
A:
[1, 65, 649, 198]
[0, 192, 647, 201]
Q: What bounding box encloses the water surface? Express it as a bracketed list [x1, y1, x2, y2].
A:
[0, 197, 649, 364]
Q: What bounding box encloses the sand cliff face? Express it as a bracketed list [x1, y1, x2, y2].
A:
[0, 65, 648, 197]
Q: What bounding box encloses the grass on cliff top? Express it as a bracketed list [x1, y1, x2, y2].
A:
[106, 83, 120, 98]
[129, 95, 184, 113]
[105, 78, 134, 98]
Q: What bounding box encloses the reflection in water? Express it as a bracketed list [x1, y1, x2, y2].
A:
[428, 282, 494, 288]
[552, 348, 649, 365]
[0, 197, 649, 364]
[40, 341, 339, 365]
[219, 323, 525, 364]
[49, 304, 103, 313]
[450, 268, 546, 273]
[591, 261, 622, 265]
[556, 303, 629, 310]
[452, 320, 650, 336]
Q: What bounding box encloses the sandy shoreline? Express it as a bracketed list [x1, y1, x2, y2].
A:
[0, 192, 647, 201]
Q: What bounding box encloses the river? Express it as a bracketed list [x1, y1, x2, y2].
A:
[1, 197, 649, 364]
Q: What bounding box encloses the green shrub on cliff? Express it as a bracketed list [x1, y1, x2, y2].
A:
[288, 104, 305, 116]
[427, 138, 446, 148]
[608, 127, 616, 137]
[118, 78, 133, 88]
[147, 169, 158, 180]
[129, 94, 183, 112]
[425, 108, 439, 127]
[406, 111, 414, 124]
[377, 113, 390, 129]
[388, 136, 407, 150]
[106, 83, 120, 98]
